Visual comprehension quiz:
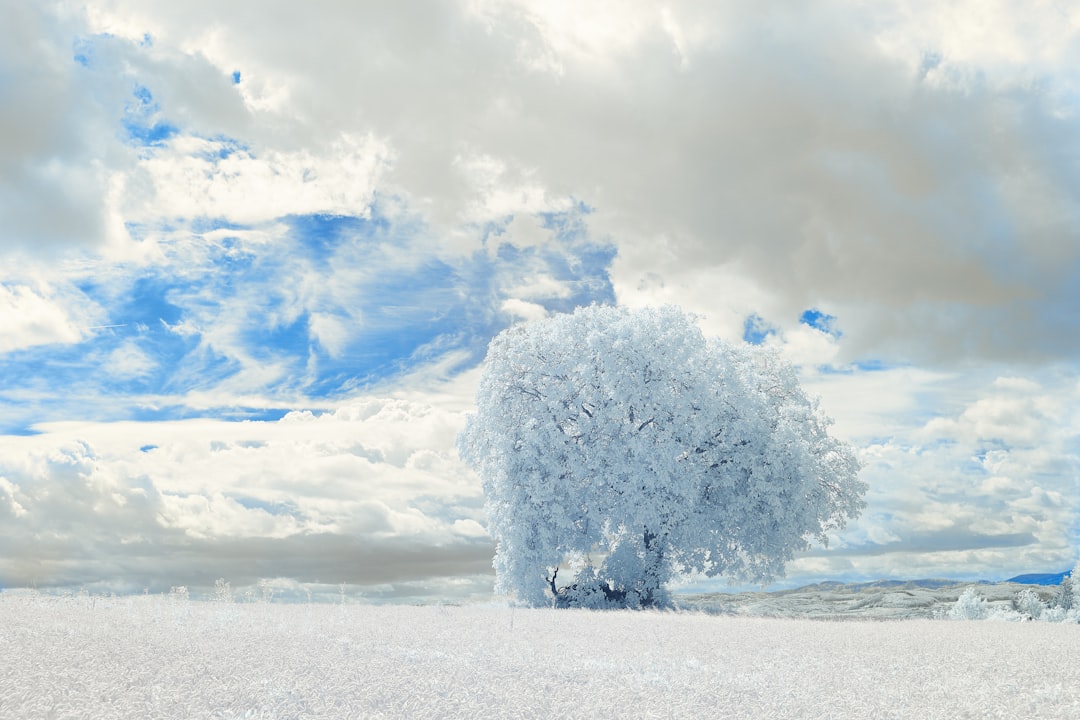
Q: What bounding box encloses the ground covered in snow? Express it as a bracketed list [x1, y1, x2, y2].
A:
[3, 592, 1079, 719]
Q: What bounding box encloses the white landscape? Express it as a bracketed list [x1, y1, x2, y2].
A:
[6, 4, 1080, 720]
[4, 584, 1080, 720]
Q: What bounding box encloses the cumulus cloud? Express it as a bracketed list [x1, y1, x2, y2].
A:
[0, 398, 491, 597]
[74, 0, 1080, 364]
[0, 0, 1070, 365]
[500, 298, 548, 322]
[785, 370, 1080, 583]
[0, 3, 132, 253]
[119, 133, 389, 226]
[0, 284, 92, 353]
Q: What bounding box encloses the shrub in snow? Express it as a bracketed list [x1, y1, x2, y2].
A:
[1039, 606, 1073, 623]
[458, 304, 866, 609]
[1012, 588, 1045, 620]
[212, 578, 233, 603]
[947, 588, 990, 620]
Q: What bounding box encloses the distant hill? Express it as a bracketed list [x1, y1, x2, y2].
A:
[791, 578, 978, 594]
[677, 574, 1075, 620]
[793, 573, 1073, 594]
[1005, 571, 1070, 585]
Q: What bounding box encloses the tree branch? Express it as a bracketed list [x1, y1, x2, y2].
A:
[514, 385, 543, 401]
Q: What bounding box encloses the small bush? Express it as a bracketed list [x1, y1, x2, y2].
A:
[1012, 588, 1045, 620]
[212, 578, 233, 603]
[947, 588, 989, 620]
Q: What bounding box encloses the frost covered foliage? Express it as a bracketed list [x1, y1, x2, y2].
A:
[945, 569, 1080, 623]
[458, 305, 865, 608]
[4, 593, 1080, 719]
[1013, 588, 1046, 621]
[946, 587, 991, 621]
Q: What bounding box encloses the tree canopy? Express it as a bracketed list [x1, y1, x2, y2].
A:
[458, 305, 865, 608]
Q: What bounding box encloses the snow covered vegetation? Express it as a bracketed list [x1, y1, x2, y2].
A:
[4, 591, 1080, 719]
[945, 567, 1080, 622]
[679, 579, 1061, 620]
[459, 305, 865, 609]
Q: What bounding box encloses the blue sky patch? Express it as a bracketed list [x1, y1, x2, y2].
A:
[538, 200, 593, 243]
[742, 314, 777, 345]
[231, 496, 301, 518]
[817, 358, 896, 375]
[192, 137, 251, 161]
[799, 308, 840, 337]
[72, 37, 93, 67]
[122, 85, 178, 147]
[286, 213, 391, 267]
[0, 202, 616, 425]
[123, 120, 179, 146]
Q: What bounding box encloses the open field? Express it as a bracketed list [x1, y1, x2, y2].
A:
[2, 592, 1079, 719]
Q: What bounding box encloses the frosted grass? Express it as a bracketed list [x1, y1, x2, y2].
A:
[3, 593, 1080, 719]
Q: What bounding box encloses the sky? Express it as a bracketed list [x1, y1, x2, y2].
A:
[2, 0, 1079, 602]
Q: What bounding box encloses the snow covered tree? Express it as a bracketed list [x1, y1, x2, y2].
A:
[1056, 564, 1080, 611]
[458, 305, 866, 608]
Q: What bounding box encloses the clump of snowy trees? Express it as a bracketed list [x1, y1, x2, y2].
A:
[946, 565, 1080, 622]
[459, 304, 866, 609]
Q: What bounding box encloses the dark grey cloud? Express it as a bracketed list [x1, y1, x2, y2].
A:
[0, 4, 132, 252]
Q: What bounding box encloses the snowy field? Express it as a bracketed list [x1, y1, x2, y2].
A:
[3, 593, 1080, 719]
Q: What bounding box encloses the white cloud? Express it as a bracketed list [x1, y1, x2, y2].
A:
[768, 324, 842, 370]
[799, 369, 1080, 582]
[0, 4, 133, 254]
[452, 151, 564, 223]
[308, 313, 351, 359]
[922, 377, 1068, 447]
[105, 340, 157, 379]
[467, 0, 671, 70]
[120, 133, 389, 226]
[499, 213, 552, 250]
[505, 274, 572, 301]
[0, 284, 91, 353]
[500, 298, 548, 322]
[452, 518, 489, 538]
[14, 0, 1077, 369]
[0, 395, 488, 593]
[876, 0, 1080, 92]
